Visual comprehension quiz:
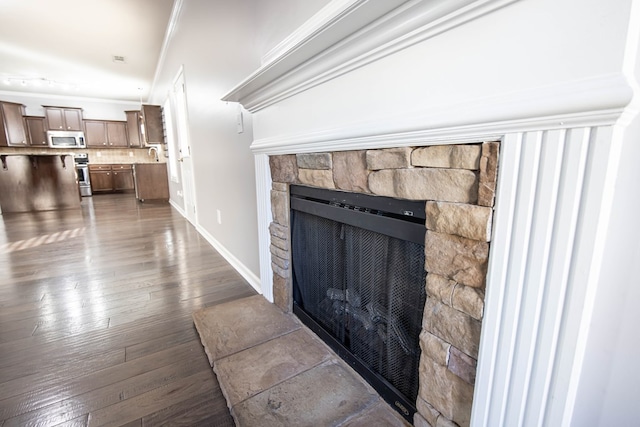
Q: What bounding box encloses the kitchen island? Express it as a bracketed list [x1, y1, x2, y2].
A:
[0, 154, 80, 213]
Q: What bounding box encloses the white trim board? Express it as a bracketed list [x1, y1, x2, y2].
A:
[250, 73, 631, 155]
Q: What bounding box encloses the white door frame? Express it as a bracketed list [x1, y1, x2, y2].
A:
[172, 66, 196, 225]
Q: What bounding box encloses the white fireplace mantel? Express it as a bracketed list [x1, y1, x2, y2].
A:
[222, 0, 638, 425]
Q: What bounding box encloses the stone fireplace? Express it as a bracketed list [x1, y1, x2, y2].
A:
[267, 142, 498, 426]
[221, 0, 639, 425]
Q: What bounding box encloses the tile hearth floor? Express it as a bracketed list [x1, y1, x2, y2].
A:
[193, 294, 410, 426]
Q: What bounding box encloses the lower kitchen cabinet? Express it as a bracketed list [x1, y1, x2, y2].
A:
[112, 165, 134, 190]
[89, 164, 134, 193]
[134, 163, 169, 201]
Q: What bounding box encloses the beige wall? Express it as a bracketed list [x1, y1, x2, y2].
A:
[147, 0, 330, 281]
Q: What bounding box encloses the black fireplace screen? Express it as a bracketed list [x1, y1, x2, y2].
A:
[290, 185, 426, 421]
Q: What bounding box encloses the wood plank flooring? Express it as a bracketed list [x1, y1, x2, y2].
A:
[0, 193, 257, 426]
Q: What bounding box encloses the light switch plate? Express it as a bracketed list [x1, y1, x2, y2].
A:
[236, 104, 244, 134]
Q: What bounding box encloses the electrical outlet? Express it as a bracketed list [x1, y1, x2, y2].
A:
[129, 151, 134, 157]
[96, 152, 102, 157]
[217, 209, 222, 225]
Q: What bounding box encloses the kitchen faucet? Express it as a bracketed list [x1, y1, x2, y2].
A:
[148, 144, 160, 162]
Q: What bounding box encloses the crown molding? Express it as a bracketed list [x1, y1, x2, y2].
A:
[222, 0, 520, 112]
[148, 0, 185, 103]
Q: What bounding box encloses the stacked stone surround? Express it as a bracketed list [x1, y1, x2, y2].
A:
[268, 142, 499, 427]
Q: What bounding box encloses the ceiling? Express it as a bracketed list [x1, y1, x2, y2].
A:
[0, 0, 175, 103]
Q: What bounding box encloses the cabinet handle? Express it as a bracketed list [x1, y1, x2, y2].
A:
[67, 126, 71, 129]
[107, 173, 110, 175]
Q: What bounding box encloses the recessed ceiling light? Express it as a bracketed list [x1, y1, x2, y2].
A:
[112, 55, 127, 63]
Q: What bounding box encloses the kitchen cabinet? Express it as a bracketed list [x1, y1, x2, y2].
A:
[106, 122, 128, 147]
[112, 164, 134, 190]
[85, 121, 107, 147]
[141, 105, 164, 144]
[89, 164, 134, 193]
[0, 101, 28, 147]
[24, 116, 47, 146]
[85, 120, 128, 148]
[44, 106, 83, 131]
[125, 110, 142, 148]
[88, 164, 113, 192]
[134, 163, 169, 201]
[0, 154, 80, 213]
[126, 105, 164, 148]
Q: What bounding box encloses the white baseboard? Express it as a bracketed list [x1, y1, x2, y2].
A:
[168, 197, 262, 295]
[195, 223, 262, 295]
[169, 198, 186, 217]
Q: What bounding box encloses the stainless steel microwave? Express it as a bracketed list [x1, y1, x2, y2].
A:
[47, 130, 86, 148]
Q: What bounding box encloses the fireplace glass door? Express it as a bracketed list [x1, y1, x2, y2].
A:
[290, 185, 426, 421]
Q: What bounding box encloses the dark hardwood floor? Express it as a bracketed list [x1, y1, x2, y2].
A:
[0, 193, 257, 426]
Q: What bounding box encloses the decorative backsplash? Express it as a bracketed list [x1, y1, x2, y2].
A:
[0, 147, 166, 164]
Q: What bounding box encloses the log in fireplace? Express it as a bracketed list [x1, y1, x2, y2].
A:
[290, 184, 427, 422]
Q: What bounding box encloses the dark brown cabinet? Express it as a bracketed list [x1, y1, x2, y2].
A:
[112, 164, 134, 190]
[85, 120, 128, 148]
[125, 110, 142, 148]
[89, 164, 134, 193]
[88, 164, 113, 192]
[0, 154, 80, 213]
[85, 121, 107, 147]
[106, 122, 128, 147]
[44, 106, 83, 131]
[126, 105, 164, 148]
[0, 101, 28, 147]
[134, 163, 169, 201]
[24, 116, 47, 146]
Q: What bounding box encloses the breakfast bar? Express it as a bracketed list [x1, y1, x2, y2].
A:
[0, 153, 80, 213]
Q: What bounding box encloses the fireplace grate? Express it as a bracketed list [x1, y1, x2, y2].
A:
[290, 186, 426, 422]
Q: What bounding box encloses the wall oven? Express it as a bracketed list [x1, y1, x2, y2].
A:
[74, 153, 92, 196]
[48, 130, 86, 148]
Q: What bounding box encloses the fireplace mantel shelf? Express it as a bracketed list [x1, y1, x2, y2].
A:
[221, 0, 521, 113]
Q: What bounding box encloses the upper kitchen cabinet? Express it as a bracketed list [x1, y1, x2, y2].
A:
[142, 105, 164, 144]
[24, 116, 47, 146]
[85, 120, 128, 148]
[85, 120, 107, 147]
[126, 105, 164, 147]
[106, 121, 128, 147]
[125, 110, 142, 148]
[0, 101, 28, 147]
[43, 106, 83, 131]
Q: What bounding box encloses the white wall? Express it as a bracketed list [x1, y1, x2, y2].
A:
[251, 0, 330, 64]
[147, 0, 330, 283]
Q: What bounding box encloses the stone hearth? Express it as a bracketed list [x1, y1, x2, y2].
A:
[193, 294, 409, 426]
[268, 142, 499, 427]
